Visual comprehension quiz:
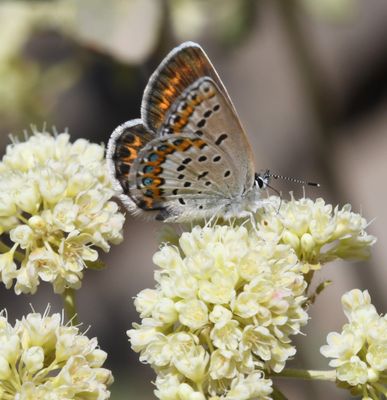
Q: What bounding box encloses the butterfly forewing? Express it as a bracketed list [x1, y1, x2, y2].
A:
[159, 77, 256, 193]
[142, 42, 240, 133]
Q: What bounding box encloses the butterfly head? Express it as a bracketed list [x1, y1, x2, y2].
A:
[255, 170, 270, 190]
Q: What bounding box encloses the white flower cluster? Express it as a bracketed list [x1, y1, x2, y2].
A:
[0, 309, 113, 399]
[256, 196, 376, 271]
[128, 225, 309, 400]
[0, 131, 125, 294]
[321, 289, 387, 398]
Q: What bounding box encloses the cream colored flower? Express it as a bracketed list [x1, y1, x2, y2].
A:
[134, 288, 161, 318]
[176, 298, 209, 329]
[320, 289, 387, 398]
[257, 196, 376, 270]
[129, 224, 308, 399]
[225, 372, 273, 400]
[0, 308, 113, 399]
[155, 373, 207, 400]
[0, 130, 125, 294]
[174, 345, 209, 383]
[129, 197, 376, 399]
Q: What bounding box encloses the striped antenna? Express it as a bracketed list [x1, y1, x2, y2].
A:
[269, 173, 320, 187]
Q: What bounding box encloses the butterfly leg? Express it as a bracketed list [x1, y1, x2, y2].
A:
[204, 206, 224, 228]
[249, 212, 260, 235]
[205, 213, 217, 228]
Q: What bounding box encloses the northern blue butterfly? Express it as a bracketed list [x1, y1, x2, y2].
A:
[107, 42, 317, 222]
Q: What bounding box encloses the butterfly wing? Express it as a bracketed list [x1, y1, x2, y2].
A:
[108, 42, 260, 221]
[141, 42, 256, 191]
[142, 41, 237, 133]
[160, 76, 256, 192]
[128, 134, 241, 221]
[106, 119, 155, 212]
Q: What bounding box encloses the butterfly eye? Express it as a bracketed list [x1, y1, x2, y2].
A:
[144, 165, 155, 173]
[158, 145, 169, 152]
[200, 81, 213, 94]
[148, 153, 159, 162]
[256, 176, 266, 189]
[188, 93, 197, 102]
[173, 139, 184, 146]
[178, 102, 188, 112]
[143, 177, 153, 186]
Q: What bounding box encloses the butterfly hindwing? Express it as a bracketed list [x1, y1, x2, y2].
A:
[107, 120, 154, 209]
[128, 134, 239, 221]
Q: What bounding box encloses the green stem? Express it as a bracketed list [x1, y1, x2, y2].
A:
[62, 288, 79, 325]
[0, 241, 10, 253]
[17, 214, 29, 224]
[272, 386, 289, 400]
[0, 241, 25, 262]
[271, 368, 336, 382]
[372, 382, 387, 396]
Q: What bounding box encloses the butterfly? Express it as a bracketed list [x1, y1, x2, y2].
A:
[107, 42, 304, 222]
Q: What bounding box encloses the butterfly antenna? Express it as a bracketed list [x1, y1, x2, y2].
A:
[269, 173, 320, 187]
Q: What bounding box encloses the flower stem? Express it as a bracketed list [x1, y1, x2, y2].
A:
[0, 241, 10, 253]
[63, 288, 79, 325]
[372, 382, 387, 397]
[271, 368, 336, 382]
[0, 241, 24, 262]
[272, 386, 289, 400]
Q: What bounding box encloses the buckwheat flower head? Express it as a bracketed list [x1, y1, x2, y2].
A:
[0, 308, 113, 399]
[256, 196, 376, 271]
[128, 225, 310, 399]
[0, 130, 125, 294]
[320, 289, 387, 398]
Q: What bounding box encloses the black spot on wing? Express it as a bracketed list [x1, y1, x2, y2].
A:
[197, 119, 206, 128]
[215, 134, 228, 145]
[197, 171, 209, 180]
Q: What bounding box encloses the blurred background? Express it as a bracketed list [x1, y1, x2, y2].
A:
[0, 0, 386, 399]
